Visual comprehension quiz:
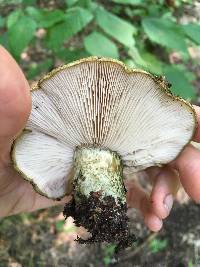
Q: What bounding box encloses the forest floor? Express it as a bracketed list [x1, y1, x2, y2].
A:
[0, 199, 200, 267]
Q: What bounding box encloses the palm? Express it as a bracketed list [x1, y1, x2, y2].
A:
[0, 156, 33, 216]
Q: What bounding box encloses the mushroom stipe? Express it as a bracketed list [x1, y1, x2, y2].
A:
[63, 146, 135, 251]
[63, 192, 136, 253]
[12, 56, 196, 251]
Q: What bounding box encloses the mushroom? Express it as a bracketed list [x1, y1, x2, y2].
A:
[12, 57, 196, 250]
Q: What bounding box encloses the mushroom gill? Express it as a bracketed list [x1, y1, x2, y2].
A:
[12, 57, 196, 250]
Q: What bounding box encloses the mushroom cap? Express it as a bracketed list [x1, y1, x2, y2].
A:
[12, 57, 196, 199]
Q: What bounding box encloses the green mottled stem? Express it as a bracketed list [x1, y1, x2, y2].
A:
[64, 147, 132, 247]
[73, 147, 126, 204]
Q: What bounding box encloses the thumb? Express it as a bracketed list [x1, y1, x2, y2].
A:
[0, 46, 31, 153]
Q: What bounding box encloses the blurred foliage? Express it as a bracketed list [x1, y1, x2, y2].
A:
[0, 0, 199, 99]
[102, 243, 116, 266]
[188, 260, 195, 267]
[55, 219, 77, 233]
[149, 237, 168, 253]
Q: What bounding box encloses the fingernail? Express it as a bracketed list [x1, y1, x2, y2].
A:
[164, 194, 173, 214]
[145, 215, 163, 232]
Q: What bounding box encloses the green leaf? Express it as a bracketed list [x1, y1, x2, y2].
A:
[188, 260, 194, 267]
[112, 0, 144, 4]
[0, 16, 5, 27]
[124, 58, 136, 68]
[104, 244, 116, 255]
[163, 65, 196, 100]
[96, 6, 136, 47]
[76, 0, 92, 8]
[103, 244, 116, 266]
[66, 0, 79, 6]
[182, 23, 200, 45]
[27, 59, 53, 79]
[128, 47, 163, 74]
[142, 18, 188, 54]
[8, 16, 37, 60]
[22, 0, 36, 5]
[25, 7, 41, 22]
[84, 31, 119, 58]
[141, 52, 163, 74]
[55, 220, 65, 232]
[45, 23, 68, 51]
[149, 238, 168, 253]
[55, 219, 77, 233]
[103, 256, 112, 266]
[56, 47, 89, 62]
[26, 7, 65, 28]
[0, 32, 9, 48]
[6, 9, 23, 29]
[46, 7, 93, 51]
[64, 7, 93, 35]
[1, 0, 22, 4]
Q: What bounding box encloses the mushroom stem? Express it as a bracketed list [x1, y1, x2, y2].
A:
[73, 147, 126, 204]
[63, 147, 136, 250]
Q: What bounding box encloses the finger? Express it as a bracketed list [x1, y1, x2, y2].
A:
[171, 144, 200, 203]
[125, 180, 163, 232]
[147, 166, 180, 219]
[125, 180, 148, 210]
[0, 46, 31, 148]
[193, 105, 200, 142]
[143, 213, 163, 232]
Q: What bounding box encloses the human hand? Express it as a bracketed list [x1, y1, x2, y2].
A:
[0, 46, 71, 217]
[0, 46, 199, 233]
[126, 115, 200, 232]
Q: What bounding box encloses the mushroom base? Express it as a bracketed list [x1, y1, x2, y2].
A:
[63, 191, 136, 252]
[63, 146, 136, 251]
